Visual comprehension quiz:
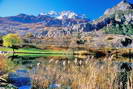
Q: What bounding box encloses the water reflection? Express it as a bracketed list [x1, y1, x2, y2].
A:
[8, 70, 32, 89]
[6, 50, 133, 71]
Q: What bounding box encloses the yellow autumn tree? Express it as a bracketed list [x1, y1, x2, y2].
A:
[2, 33, 22, 52]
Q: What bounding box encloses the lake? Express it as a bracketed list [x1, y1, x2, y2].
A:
[3, 50, 133, 89]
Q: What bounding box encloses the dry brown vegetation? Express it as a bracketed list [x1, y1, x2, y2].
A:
[0, 55, 15, 76]
[0, 55, 10, 74]
[31, 58, 133, 89]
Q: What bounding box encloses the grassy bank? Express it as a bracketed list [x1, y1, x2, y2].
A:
[0, 47, 69, 54]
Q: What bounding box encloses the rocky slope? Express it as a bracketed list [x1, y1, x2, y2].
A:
[92, 1, 133, 31]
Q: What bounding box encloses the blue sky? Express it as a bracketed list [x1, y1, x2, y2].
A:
[0, 0, 133, 19]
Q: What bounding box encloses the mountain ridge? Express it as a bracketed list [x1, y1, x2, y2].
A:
[0, 1, 133, 37]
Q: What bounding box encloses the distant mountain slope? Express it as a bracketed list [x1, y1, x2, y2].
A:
[0, 11, 89, 24]
[0, 11, 90, 36]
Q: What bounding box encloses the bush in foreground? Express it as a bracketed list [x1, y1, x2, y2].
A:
[0, 55, 15, 75]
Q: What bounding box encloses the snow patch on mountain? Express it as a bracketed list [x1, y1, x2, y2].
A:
[56, 11, 78, 19]
[39, 11, 87, 20]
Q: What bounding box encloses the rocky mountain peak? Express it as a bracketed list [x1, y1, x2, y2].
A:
[116, 0, 132, 9]
[104, 0, 133, 15]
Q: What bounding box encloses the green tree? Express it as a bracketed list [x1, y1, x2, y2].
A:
[2, 33, 22, 52]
